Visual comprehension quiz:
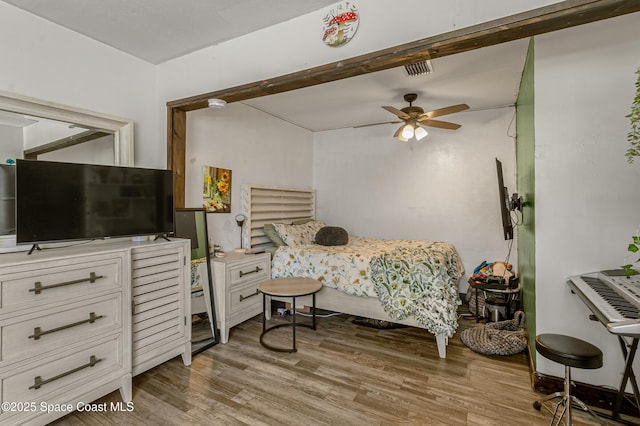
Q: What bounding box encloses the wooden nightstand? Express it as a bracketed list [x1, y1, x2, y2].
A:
[211, 252, 271, 343]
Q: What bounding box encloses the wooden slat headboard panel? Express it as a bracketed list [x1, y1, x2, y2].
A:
[241, 184, 315, 250]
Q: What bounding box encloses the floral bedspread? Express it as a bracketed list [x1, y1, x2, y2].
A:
[271, 237, 464, 336]
[370, 243, 463, 337]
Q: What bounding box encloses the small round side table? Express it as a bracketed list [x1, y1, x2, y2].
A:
[259, 277, 323, 353]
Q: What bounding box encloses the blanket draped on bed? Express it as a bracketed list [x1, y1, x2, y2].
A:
[271, 237, 464, 337]
[369, 242, 463, 338]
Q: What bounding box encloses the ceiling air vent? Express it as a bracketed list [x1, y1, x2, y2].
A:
[404, 60, 434, 76]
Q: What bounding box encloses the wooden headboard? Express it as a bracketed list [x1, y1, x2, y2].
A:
[241, 184, 315, 251]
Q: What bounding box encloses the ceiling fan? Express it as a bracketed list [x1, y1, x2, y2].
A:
[360, 93, 470, 142]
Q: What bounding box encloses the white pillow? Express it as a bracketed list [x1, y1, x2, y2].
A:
[273, 220, 325, 246]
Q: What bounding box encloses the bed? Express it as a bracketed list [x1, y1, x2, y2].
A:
[241, 184, 464, 358]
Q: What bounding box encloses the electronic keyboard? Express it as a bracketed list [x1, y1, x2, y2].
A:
[567, 270, 640, 337]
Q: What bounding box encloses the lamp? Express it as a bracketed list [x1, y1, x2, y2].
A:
[235, 214, 246, 249]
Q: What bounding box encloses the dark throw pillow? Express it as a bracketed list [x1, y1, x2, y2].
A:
[315, 226, 349, 246]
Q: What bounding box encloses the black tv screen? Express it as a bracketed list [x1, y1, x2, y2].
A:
[16, 160, 174, 244]
[495, 158, 514, 240]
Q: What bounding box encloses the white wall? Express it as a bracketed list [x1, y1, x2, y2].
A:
[186, 103, 314, 250]
[314, 107, 517, 292]
[0, 2, 158, 168]
[535, 12, 640, 389]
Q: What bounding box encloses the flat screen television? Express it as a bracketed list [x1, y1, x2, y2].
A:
[495, 158, 514, 240]
[16, 159, 174, 245]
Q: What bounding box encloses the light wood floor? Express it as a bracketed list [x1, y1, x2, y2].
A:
[52, 312, 625, 426]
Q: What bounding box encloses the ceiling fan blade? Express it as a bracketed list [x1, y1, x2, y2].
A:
[382, 106, 410, 120]
[353, 120, 402, 129]
[419, 103, 470, 120]
[421, 119, 462, 130]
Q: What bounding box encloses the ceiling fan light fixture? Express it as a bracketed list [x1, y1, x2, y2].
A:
[414, 126, 428, 140]
[381, 93, 464, 142]
[401, 124, 414, 140]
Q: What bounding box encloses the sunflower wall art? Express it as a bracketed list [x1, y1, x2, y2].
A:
[202, 166, 231, 213]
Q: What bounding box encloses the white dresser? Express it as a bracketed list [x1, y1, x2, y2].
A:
[0, 238, 190, 425]
[211, 252, 270, 343]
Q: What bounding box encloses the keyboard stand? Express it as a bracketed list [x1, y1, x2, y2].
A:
[613, 336, 640, 420]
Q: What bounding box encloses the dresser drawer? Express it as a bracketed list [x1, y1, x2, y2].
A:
[2, 335, 124, 405]
[228, 257, 270, 287]
[1, 294, 122, 364]
[228, 280, 262, 318]
[0, 256, 123, 310]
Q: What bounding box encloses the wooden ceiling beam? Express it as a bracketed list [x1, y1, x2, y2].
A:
[167, 0, 640, 112]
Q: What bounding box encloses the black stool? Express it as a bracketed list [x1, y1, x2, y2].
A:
[533, 334, 604, 425]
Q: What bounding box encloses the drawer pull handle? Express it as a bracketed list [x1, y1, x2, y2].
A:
[29, 312, 104, 340]
[29, 355, 102, 390]
[239, 289, 260, 301]
[239, 266, 262, 277]
[29, 272, 104, 294]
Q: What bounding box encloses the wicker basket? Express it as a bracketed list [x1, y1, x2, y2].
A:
[460, 311, 527, 356]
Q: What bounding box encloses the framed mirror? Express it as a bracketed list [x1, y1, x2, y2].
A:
[174, 208, 219, 354]
[0, 90, 133, 165]
[0, 90, 134, 250]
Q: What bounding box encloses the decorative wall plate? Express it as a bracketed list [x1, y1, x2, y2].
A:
[321, 2, 359, 47]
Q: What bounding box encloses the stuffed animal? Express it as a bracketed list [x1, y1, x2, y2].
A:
[491, 261, 514, 280]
